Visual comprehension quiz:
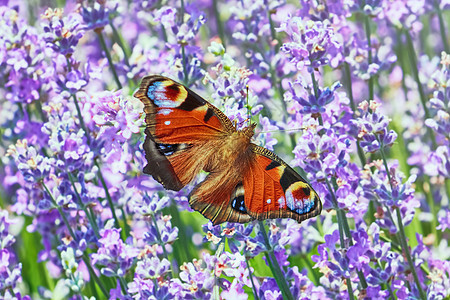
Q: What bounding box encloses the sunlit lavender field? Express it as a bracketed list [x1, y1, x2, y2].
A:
[0, 0, 449, 299]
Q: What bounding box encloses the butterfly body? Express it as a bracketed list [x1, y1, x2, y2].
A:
[135, 75, 322, 225]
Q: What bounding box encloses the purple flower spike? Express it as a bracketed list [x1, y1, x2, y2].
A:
[349, 100, 398, 153]
[91, 226, 139, 277]
[41, 8, 84, 57]
[80, 2, 116, 32]
[7, 139, 52, 183]
[278, 17, 343, 72]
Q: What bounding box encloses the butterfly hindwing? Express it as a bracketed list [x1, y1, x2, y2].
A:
[189, 174, 253, 225]
[243, 145, 322, 223]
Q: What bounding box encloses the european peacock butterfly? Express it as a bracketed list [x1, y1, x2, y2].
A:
[134, 75, 322, 225]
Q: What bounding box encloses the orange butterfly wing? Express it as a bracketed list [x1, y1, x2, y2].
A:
[134, 75, 235, 190]
[243, 145, 322, 223]
[134, 75, 234, 143]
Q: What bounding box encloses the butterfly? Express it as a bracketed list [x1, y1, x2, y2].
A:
[134, 75, 322, 225]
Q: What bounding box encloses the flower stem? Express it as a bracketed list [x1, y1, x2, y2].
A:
[378, 145, 426, 299]
[300, 254, 320, 286]
[327, 178, 368, 290]
[94, 160, 126, 240]
[268, 9, 280, 53]
[151, 213, 176, 278]
[310, 70, 324, 126]
[179, 0, 185, 22]
[212, 0, 226, 49]
[42, 182, 76, 239]
[434, 0, 449, 53]
[181, 43, 189, 85]
[258, 221, 294, 300]
[344, 62, 368, 168]
[67, 172, 100, 238]
[395, 207, 426, 300]
[403, 30, 437, 148]
[213, 237, 225, 299]
[344, 62, 356, 112]
[82, 253, 110, 298]
[72, 94, 91, 145]
[109, 20, 130, 67]
[118, 276, 129, 295]
[245, 253, 260, 300]
[96, 30, 122, 90]
[363, 13, 374, 101]
[168, 200, 193, 263]
[43, 182, 112, 298]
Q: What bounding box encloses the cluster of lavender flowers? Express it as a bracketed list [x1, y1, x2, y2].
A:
[0, 0, 449, 299]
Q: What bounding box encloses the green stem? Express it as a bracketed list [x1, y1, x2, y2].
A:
[82, 254, 110, 298]
[300, 254, 320, 286]
[434, 0, 450, 53]
[310, 69, 319, 99]
[35, 97, 47, 123]
[212, 0, 226, 49]
[44, 183, 110, 297]
[167, 200, 192, 263]
[151, 213, 176, 277]
[245, 254, 260, 300]
[378, 145, 426, 299]
[72, 94, 90, 145]
[328, 179, 368, 290]
[96, 30, 122, 90]
[378, 144, 393, 188]
[42, 182, 76, 240]
[344, 62, 356, 112]
[119, 276, 129, 295]
[213, 237, 225, 299]
[181, 43, 189, 85]
[120, 206, 131, 238]
[67, 173, 100, 238]
[363, 13, 374, 100]
[310, 70, 324, 126]
[395, 207, 427, 300]
[403, 30, 437, 148]
[179, 0, 185, 23]
[94, 160, 125, 240]
[268, 9, 280, 53]
[109, 20, 130, 67]
[346, 277, 355, 300]
[258, 221, 294, 300]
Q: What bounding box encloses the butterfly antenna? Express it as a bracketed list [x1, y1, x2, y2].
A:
[246, 84, 251, 126]
[256, 127, 308, 135]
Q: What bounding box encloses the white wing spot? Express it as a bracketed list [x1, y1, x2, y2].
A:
[267, 199, 271, 204]
[164, 121, 171, 125]
[158, 109, 172, 115]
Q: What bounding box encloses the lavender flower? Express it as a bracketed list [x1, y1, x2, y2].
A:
[349, 100, 398, 153]
[6, 139, 52, 183]
[41, 8, 84, 57]
[91, 225, 139, 277]
[80, 1, 116, 32]
[0, 6, 49, 104]
[0, 210, 29, 300]
[278, 17, 343, 71]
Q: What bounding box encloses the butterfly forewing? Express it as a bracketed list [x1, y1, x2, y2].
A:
[135, 75, 235, 190]
[135, 75, 234, 143]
